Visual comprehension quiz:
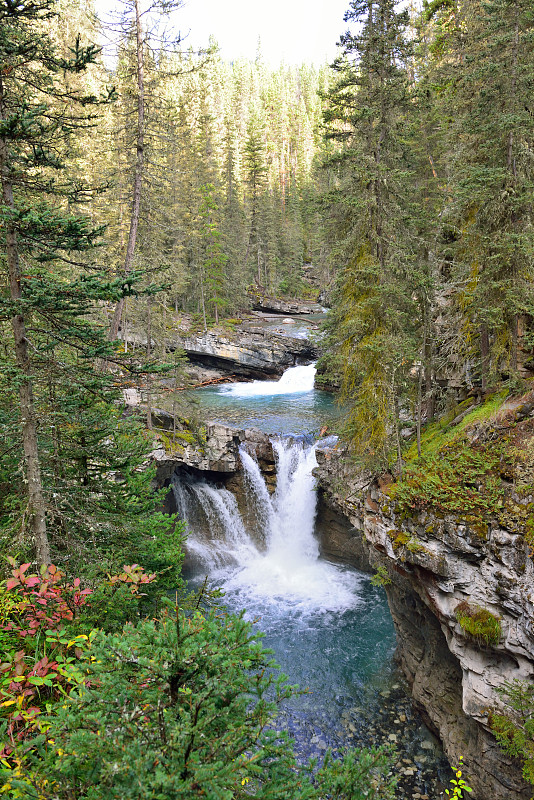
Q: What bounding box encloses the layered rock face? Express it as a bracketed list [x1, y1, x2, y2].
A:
[174, 329, 317, 377]
[122, 328, 317, 378]
[152, 422, 274, 483]
[249, 294, 323, 315]
[315, 448, 533, 800]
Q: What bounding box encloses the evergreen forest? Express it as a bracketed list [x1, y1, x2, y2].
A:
[1, 0, 533, 797]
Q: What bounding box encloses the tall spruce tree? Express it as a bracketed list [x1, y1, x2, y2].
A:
[0, 0, 114, 563]
[322, 0, 421, 468]
[437, 0, 534, 386]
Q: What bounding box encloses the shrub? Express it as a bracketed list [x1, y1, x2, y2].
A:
[0, 560, 156, 756]
[492, 680, 534, 788]
[445, 756, 473, 797]
[11, 607, 396, 800]
[455, 601, 501, 646]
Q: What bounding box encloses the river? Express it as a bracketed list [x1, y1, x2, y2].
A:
[174, 364, 451, 798]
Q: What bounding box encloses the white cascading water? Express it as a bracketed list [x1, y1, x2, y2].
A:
[219, 363, 316, 397]
[173, 437, 360, 614]
[171, 478, 257, 569]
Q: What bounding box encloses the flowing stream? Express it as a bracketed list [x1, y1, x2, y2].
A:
[174, 364, 450, 796]
[187, 363, 336, 436]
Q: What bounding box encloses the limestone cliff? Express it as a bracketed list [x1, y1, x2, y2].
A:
[314, 397, 534, 800]
[152, 422, 274, 483]
[249, 294, 323, 315]
[121, 327, 317, 378]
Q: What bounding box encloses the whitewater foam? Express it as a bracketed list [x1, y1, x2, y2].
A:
[219, 363, 316, 397]
[175, 437, 362, 615]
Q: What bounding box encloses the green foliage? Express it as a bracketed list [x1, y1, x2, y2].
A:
[5, 607, 396, 800]
[454, 601, 501, 646]
[390, 438, 506, 525]
[320, 0, 427, 467]
[370, 566, 392, 587]
[315, 745, 397, 799]
[403, 393, 508, 462]
[445, 757, 473, 797]
[0, 560, 156, 756]
[492, 680, 534, 787]
[389, 393, 514, 526]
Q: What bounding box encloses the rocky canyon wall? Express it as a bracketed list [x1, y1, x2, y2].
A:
[314, 446, 533, 800]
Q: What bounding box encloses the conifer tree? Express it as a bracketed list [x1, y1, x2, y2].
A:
[199, 183, 228, 325]
[436, 0, 534, 386]
[322, 0, 420, 468]
[243, 107, 268, 287]
[0, 0, 113, 563]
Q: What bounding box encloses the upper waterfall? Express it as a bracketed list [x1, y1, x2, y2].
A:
[219, 363, 316, 397]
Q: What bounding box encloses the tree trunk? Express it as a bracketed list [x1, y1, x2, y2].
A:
[0, 76, 50, 565]
[480, 324, 490, 391]
[108, 0, 145, 342]
[199, 268, 207, 332]
[146, 299, 153, 429]
[393, 390, 403, 477]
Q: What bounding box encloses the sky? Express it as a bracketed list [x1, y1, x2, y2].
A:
[96, 0, 420, 67]
[162, 0, 349, 66]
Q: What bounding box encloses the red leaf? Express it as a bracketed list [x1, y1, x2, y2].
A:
[24, 577, 40, 588]
[6, 579, 20, 590]
[19, 564, 30, 575]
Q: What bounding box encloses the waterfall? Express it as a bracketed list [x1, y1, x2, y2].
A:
[173, 437, 359, 613]
[171, 476, 256, 569]
[219, 363, 316, 397]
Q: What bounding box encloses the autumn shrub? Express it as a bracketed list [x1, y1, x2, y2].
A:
[0, 559, 155, 758]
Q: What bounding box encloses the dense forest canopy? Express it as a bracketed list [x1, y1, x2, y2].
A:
[1, 0, 534, 795]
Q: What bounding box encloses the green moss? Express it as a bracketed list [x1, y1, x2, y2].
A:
[390, 391, 516, 527]
[387, 529, 424, 553]
[403, 390, 508, 464]
[158, 428, 199, 454]
[455, 601, 501, 646]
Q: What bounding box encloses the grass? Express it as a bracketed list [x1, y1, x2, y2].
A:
[455, 600, 502, 646]
[387, 390, 514, 529]
[403, 390, 509, 464]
